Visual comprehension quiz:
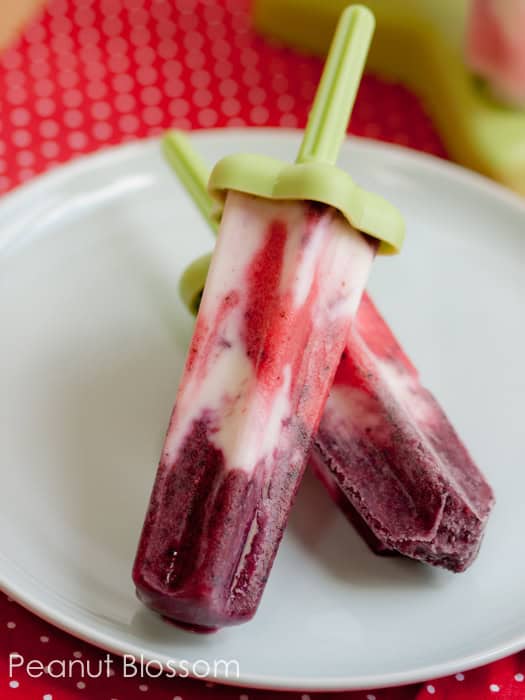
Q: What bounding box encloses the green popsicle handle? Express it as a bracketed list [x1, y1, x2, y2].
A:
[163, 131, 219, 233]
[296, 4, 374, 165]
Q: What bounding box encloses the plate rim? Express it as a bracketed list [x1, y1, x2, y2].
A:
[1, 129, 525, 692]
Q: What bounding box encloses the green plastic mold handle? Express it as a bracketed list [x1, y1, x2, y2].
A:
[163, 131, 219, 234]
[208, 154, 404, 254]
[208, 4, 405, 254]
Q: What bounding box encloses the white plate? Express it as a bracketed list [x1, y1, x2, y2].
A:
[0, 130, 524, 692]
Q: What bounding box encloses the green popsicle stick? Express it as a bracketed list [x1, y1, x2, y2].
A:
[297, 4, 374, 165]
[207, 4, 405, 254]
[163, 131, 219, 233]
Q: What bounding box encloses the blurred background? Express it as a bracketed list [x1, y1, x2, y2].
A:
[0, 0, 523, 198]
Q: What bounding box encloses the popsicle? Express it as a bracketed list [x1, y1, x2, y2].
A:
[312, 293, 495, 572]
[170, 136, 494, 574]
[133, 5, 405, 631]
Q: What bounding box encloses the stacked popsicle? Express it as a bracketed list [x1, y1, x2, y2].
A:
[133, 5, 494, 632]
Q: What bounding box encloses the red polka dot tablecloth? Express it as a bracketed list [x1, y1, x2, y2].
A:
[0, 1, 523, 699]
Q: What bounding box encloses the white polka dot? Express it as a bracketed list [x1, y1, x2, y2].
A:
[87, 82, 107, 99]
[141, 86, 162, 105]
[139, 685, 148, 692]
[78, 27, 100, 45]
[91, 101, 111, 120]
[171, 117, 191, 130]
[250, 106, 269, 125]
[277, 94, 294, 112]
[36, 98, 56, 117]
[169, 98, 190, 118]
[19, 169, 36, 182]
[219, 79, 237, 98]
[103, 16, 123, 36]
[191, 70, 211, 89]
[80, 45, 102, 65]
[194, 89, 212, 108]
[301, 695, 310, 700]
[490, 685, 500, 693]
[28, 44, 50, 63]
[69, 131, 88, 150]
[151, 2, 172, 20]
[172, 696, 182, 700]
[51, 35, 74, 55]
[5, 70, 25, 87]
[248, 86, 266, 106]
[11, 108, 31, 127]
[42, 142, 60, 159]
[76, 681, 86, 689]
[2, 50, 22, 70]
[112, 74, 134, 93]
[455, 673, 465, 681]
[30, 62, 50, 80]
[25, 24, 47, 43]
[107, 36, 128, 54]
[426, 686, 435, 695]
[64, 110, 84, 128]
[115, 93, 136, 112]
[212, 40, 230, 61]
[43, 694, 53, 700]
[34, 79, 55, 97]
[137, 66, 157, 86]
[165, 79, 184, 98]
[198, 108, 218, 127]
[108, 54, 130, 73]
[7, 621, 16, 629]
[75, 6, 96, 26]
[515, 673, 524, 682]
[243, 68, 261, 87]
[272, 74, 288, 94]
[130, 26, 151, 47]
[9, 680, 19, 688]
[280, 113, 298, 128]
[366, 695, 376, 700]
[18, 151, 35, 167]
[142, 106, 163, 126]
[13, 129, 32, 147]
[56, 52, 78, 72]
[7, 86, 28, 105]
[73, 651, 83, 659]
[185, 51, 205, 70]
[93, 122, 112, 141]
[162, 60, 182, 80]
[158, 39, 177, 59]
[221, 98, 240, 117]
[134, 46, 155, 65]
[40, 635, 50, 643]
[63, 89, 83, 108]
[179, 13, 198, 31]
[119, 114, 140, 133]
[101, 0, 123, 15]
